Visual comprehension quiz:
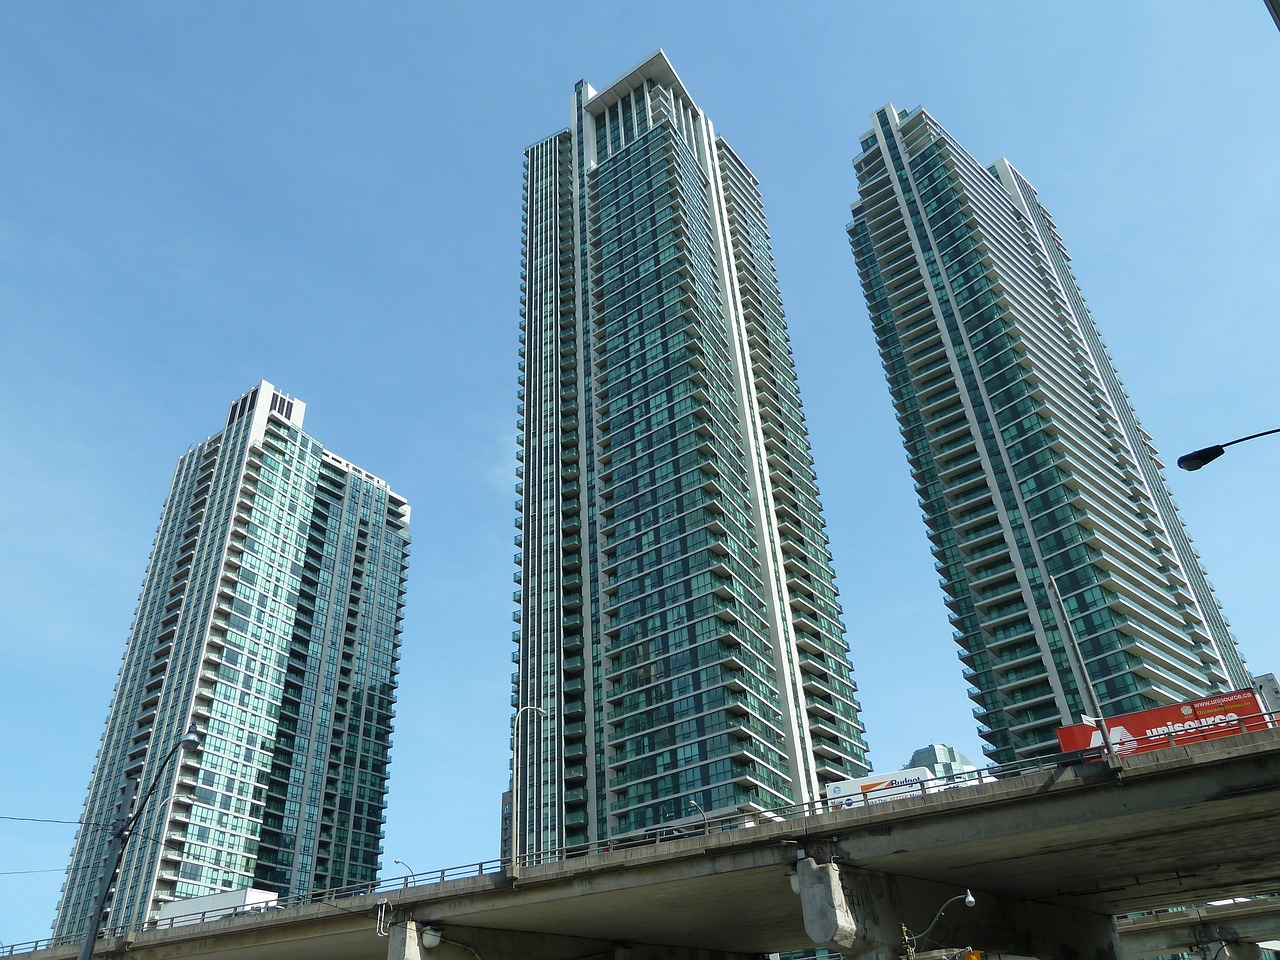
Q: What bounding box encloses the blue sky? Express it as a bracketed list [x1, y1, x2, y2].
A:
[2, 1, 1278, 947]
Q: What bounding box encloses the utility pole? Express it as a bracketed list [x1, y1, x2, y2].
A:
[78, 777, 139, 960]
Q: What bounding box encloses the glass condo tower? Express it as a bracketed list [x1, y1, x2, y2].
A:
[848, 105, 1250, 764]
[511, 52, 869, 860]
[54, 382, 410, 938]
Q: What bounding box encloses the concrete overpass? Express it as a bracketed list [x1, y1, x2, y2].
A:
[1118, 898, 1280, 959]
[18, 728, 1280, 960]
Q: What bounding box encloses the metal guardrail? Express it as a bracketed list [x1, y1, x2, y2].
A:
[0, 864, 508, 956]
[1067, 708, 1276, 761]
[1115, 892, 1280, 927]
[7, 717, 1276, 957]
[0, 761, 1043, 955]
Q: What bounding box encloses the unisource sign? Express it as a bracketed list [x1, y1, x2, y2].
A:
[1056, 689, 1271, 757]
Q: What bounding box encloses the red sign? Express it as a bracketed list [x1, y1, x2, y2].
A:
[1056, 689, 1269, 757]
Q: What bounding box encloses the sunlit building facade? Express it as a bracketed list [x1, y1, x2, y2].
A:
[848, 105, 1250, 765]
[54, 381, 410, 938]
[510, 52, 869, 860]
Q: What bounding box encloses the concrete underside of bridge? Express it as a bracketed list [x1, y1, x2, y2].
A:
[797, 860, 1122, 960]
[818, 732, 1280, 917]
[36, 729, 1280, 960]
[390, 731, 1280, 958]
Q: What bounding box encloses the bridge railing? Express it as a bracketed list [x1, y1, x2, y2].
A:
[1062, 707, 1277, 762]
[0, 753, 1156, 955]
[0, 757, 1070, 956]
[136, 859, 511, 932]
[9, 716, 1277, 957]
[507, 713, 1280, 861]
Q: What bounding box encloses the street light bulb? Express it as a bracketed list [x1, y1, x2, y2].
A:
[1177, 445, 1225, 471]
[964, 890, 975, 908]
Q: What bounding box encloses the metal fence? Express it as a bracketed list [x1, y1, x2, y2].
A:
[8, 717, 1276, 957]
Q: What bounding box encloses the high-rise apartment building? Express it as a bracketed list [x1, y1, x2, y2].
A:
[510, 52, 869, 859]
[848, 105, 1250, 765]
[54, 382, 410, 939]
[905, 744, 978, 781]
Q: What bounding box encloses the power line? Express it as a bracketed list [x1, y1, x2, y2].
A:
[0, 815, 102, 827]
[0, 820, 405, 934]
[0, 868, 65, 876]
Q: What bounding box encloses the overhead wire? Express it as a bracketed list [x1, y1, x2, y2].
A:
[0, 813, 418, 938]
[0, 868, 66, 876]
[0, 815, 106, 827]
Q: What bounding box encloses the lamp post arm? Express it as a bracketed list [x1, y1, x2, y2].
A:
[688, 799, 709, 832]
[911, 893, 965, 946]
[906, 890, 976, 953]
[127, 739, 187, 835]
[1179, 427, 1280, 470]
[1221, 427, 1280, 449]
[903, 889, 976, 958]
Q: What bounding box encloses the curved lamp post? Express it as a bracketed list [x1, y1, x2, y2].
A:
[687, 798, 709, 834]
[79, 726, 200, 960]
[510, 705, 546, 879]
[902, 889, 976, 960]
[1178, 427, 1280, 471]
[393, 859, 416, 888]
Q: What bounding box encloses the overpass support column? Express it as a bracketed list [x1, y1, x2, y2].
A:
[796, 858, 1122, 960]
[387, 917, 425, 960]
[796, 857, 899, 960]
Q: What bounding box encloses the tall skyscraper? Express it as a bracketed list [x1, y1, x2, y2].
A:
[848, 105, 1250, 765]
[54, 382, 410, 939]
[510, 52, 869, 859]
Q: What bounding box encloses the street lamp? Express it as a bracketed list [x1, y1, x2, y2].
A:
[687, 799, 708, 834]
[902, 889, 976, 960]
[393, 859, 416, 887]
[78, 726, 201, 960]
[510, 704, 546, 878]
[1177, 427, 1280, 471]
[1046, 577, 1120, 772]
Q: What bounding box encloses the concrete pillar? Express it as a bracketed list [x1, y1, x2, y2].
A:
[796, 857, 899, 960]
[387, 917, 425, 960]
